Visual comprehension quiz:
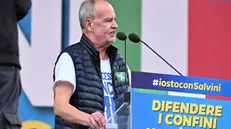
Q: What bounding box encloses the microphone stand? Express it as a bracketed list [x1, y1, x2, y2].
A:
[124, 39, 128, 85]
[140, 40, 183, 76]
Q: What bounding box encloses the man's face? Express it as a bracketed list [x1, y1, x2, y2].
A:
[90, 1, 118, 47]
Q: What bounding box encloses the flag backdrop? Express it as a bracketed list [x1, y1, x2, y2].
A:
[17, 0, 231, 128]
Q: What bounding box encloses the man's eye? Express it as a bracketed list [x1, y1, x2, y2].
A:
[105, 18, 113, 22]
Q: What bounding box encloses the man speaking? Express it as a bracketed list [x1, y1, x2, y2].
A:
[53, 0, 130, 129]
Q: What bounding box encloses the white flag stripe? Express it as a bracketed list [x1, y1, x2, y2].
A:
[141, 0, 188, 76]
[168, 91, 206, 99]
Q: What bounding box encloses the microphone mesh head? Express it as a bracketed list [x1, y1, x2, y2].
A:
[128, 33, 140, 43]
[116, 32, 127, 41]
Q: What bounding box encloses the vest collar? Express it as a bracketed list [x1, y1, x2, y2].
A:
[80, 33, 118, 61]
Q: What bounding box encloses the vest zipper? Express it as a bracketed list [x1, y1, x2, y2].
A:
[110, 59, 117, 99]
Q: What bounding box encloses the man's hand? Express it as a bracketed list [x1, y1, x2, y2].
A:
[88, 111, 106, 129]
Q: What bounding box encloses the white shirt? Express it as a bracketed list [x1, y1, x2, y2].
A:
[100, 59, 116, 128]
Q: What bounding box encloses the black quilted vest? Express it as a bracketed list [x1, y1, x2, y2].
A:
[54, 34, 130, 129]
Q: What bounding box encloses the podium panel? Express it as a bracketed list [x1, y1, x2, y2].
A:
[131, 72, 231, 129]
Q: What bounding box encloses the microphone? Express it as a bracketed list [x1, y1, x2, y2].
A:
[116, 32, 127, 41]
[116, 31, 130, 107]
[116, 32, 127, 62]
[128, 33, 183, 76]
[116, 32, 128, 83]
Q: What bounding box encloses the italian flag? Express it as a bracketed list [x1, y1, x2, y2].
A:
[108, 0, 231, 100]
[109, 0, 231, 79]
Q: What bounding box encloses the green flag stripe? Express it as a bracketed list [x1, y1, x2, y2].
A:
[134, 88, 168, 95]
[110, 0, 141, 71]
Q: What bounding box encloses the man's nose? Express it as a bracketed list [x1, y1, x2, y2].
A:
[112, 21, 118, 29]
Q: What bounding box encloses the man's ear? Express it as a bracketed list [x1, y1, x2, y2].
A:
[84, 18, 93, 32]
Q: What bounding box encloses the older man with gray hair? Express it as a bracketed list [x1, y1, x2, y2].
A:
[53, 0, 130, 129]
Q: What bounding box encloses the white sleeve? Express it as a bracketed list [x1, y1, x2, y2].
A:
[127, 64, 132, 91]
[53, 52, 76, 93]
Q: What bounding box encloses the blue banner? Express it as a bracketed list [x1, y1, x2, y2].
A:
[131, 72, 231, 129]
[131, 89, 231, 129]
[131, 71, 231, 97]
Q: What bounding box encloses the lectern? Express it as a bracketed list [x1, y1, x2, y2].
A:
[105, 71, 231, 129]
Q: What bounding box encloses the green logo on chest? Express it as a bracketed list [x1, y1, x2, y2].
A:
[115, 72, 128, 83]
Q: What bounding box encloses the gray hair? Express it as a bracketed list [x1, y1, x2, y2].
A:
[78, 0, 96, 30]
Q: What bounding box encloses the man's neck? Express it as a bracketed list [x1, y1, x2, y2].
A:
[93, 42, 109, 60]
[83, 32, 109, 60]
[100, 50, 109, 60]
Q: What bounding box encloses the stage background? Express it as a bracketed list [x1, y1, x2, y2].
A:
[17, 0, 231, 128]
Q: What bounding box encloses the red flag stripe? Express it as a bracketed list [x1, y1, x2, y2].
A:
[188, 0, 231, 79]
[206, 95, 231, 101]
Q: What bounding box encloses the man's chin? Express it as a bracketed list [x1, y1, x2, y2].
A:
[110, 37, 116, 43]
[105, 37, 116, 46]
